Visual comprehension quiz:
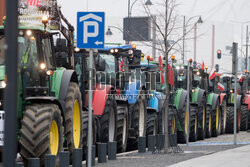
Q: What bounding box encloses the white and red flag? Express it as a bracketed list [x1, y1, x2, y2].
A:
[209, 70, 216, 80]
[217, 82, 225, 91]
[238, 74, 243, 82]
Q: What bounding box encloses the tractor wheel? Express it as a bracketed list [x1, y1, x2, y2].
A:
[205, 106, 212, 138]
[240, 105, 248, 131]
[99, 98, 117, 143]
[198, 97, 206, 140]
[127, 96, 146, 150]
[212, 102, 221, 137]
[221, 100, 227, 134]
[20, 104, 63, 166]
[65, 82, 83, 161]
[146, 112, 158, 136]
[225, 106, 239, 133]
[116, 104, 128, 153]
[82, 112, 96, 160]
[189, 105, 198, 142]
[168, 107, 177, 135]
[177, 104, 188, 143]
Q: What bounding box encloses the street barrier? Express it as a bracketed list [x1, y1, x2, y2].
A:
[59, 151, 70, 167]
[45, 155, 56, 167]
[138, 136, 146, 153]
[98, 143, 107, 163]
[108, 141, 117, 160]
[147, 135, 156, 151]
[73, 149, 83, 167]
[28, 158, 40, 167]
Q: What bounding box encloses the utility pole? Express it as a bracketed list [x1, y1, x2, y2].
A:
[182, 16, 186, 64]
[211, 25, 215, 68]
[246, 25, 249, 71]
[152, 15, 156, 59]
[194, 23, 197, 62]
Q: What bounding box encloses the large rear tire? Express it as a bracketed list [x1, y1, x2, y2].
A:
[221, 100, 227, 134]
[225, 106, 239, 133]
[65, 82, 83, 161]
[20, 104, 63, 166]
[189, 105, 198, 142]
[177, 104, 188, 143]
[205, 106, 212, 138]
[240, 105, 248, 131]
[146, 112, 158, 136]
[116, 104, 128, 153]
[127, 97, 146, 150]
[99, 98, 117, 143]
[198, 97, 206, 140]
[168, 107, 177, 135]
[212, 102, 221, 137]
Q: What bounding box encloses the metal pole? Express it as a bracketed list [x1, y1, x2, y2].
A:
[3, 0, 18, 166]
[152, 15, 156, 59]
[232, 42, 238, 145]
[246, 25, 248, 71]
[212, 25, 215, 68]
[126, 0, 131, 44]
[183, 16, 186, 64]
[194, 23, 197, 62]
[186, 61, 190, 146]
[87, 49, 94, 167]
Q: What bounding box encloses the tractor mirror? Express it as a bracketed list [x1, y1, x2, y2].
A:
[95, 54, 106, 71]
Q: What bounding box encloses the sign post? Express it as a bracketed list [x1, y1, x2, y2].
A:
[77, 12, 105, 167]
[232, 42, 238, 145]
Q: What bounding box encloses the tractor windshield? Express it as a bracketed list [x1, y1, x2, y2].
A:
[175, 67, 187, 89]
[0, 35, 5, 65]
[99, 53, 115, 73]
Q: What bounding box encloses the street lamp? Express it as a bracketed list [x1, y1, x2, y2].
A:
[106, 26, 124, 36]
[182, 16, 203, 63]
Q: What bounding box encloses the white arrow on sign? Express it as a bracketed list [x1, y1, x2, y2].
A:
[95, 41, 103, 45]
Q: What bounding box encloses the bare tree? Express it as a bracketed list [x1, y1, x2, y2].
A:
[142, 0, 196, 153]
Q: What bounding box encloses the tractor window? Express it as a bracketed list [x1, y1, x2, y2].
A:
[0, 35, 5, 65]
[99, 53, 115, 73]
[42, 38, 53, 69]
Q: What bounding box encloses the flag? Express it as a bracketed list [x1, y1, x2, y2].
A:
[159, 56, 165, 84]
[119, 60, 125, 72]
[238, 73, 243, 82]
[201, 61, 204, 70]
[168, 64, 174, 86]
[217, 82, 225, 91]
[209, 70, 216, 80]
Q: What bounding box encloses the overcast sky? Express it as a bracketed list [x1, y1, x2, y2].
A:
[58, 0, 250, 72]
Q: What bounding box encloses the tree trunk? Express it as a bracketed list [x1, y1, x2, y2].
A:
[164, 0, 169, 154]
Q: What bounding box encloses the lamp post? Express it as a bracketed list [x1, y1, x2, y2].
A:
[182, 16, 203, 63]
[126, 0, 153, 43]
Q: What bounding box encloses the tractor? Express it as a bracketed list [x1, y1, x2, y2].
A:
[220, 74, 242, 133]
[0, 2, 89, 165]
[171, 59, 199, 143]
[95, 45, 147, 152]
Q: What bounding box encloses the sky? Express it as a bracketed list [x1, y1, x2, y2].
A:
[58, 0, 250, 72]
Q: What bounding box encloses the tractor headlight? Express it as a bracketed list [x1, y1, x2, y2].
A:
[192, 89, 196, 93]
[0, 81, 6, 88]
[40, 63, 46, 70]
[230, 89, 234, 93]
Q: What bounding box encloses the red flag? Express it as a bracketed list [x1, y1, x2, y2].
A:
[159, 56, 165, 84]
[119, 60, 125, 72]
[201, 61, 204, 70]
[217, 82, 225, 91]
[168, 64, 174, 86]
[209, 70, 216, 80]
[238, 74, 243, 82]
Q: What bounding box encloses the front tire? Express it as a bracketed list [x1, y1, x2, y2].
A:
[240, 105, 248, 131]
[189, 105, 198, 142]
[225, 106, 238, 133]
[205, 106, 212, 138]
[198, 97, 206, 140]
[65, 82, 83, 160]
[20, 104, 63, 166]
[116, 104, 128, 153]
[212, 102, 221, 137]
[221, 100, 227, 134]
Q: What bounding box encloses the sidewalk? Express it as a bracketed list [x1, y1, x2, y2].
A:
[168, 144, 250, 167]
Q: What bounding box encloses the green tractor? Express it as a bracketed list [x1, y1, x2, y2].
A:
[220, 74, 242, 133]
[172, 61, 199, 143]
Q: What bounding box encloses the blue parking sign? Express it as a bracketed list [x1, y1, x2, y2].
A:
[77, 12, 105, 49]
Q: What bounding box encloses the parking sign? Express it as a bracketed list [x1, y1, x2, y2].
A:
[77, 12, 105, 49]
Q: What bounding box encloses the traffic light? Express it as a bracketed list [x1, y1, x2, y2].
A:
[217, 49, 222, 59]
